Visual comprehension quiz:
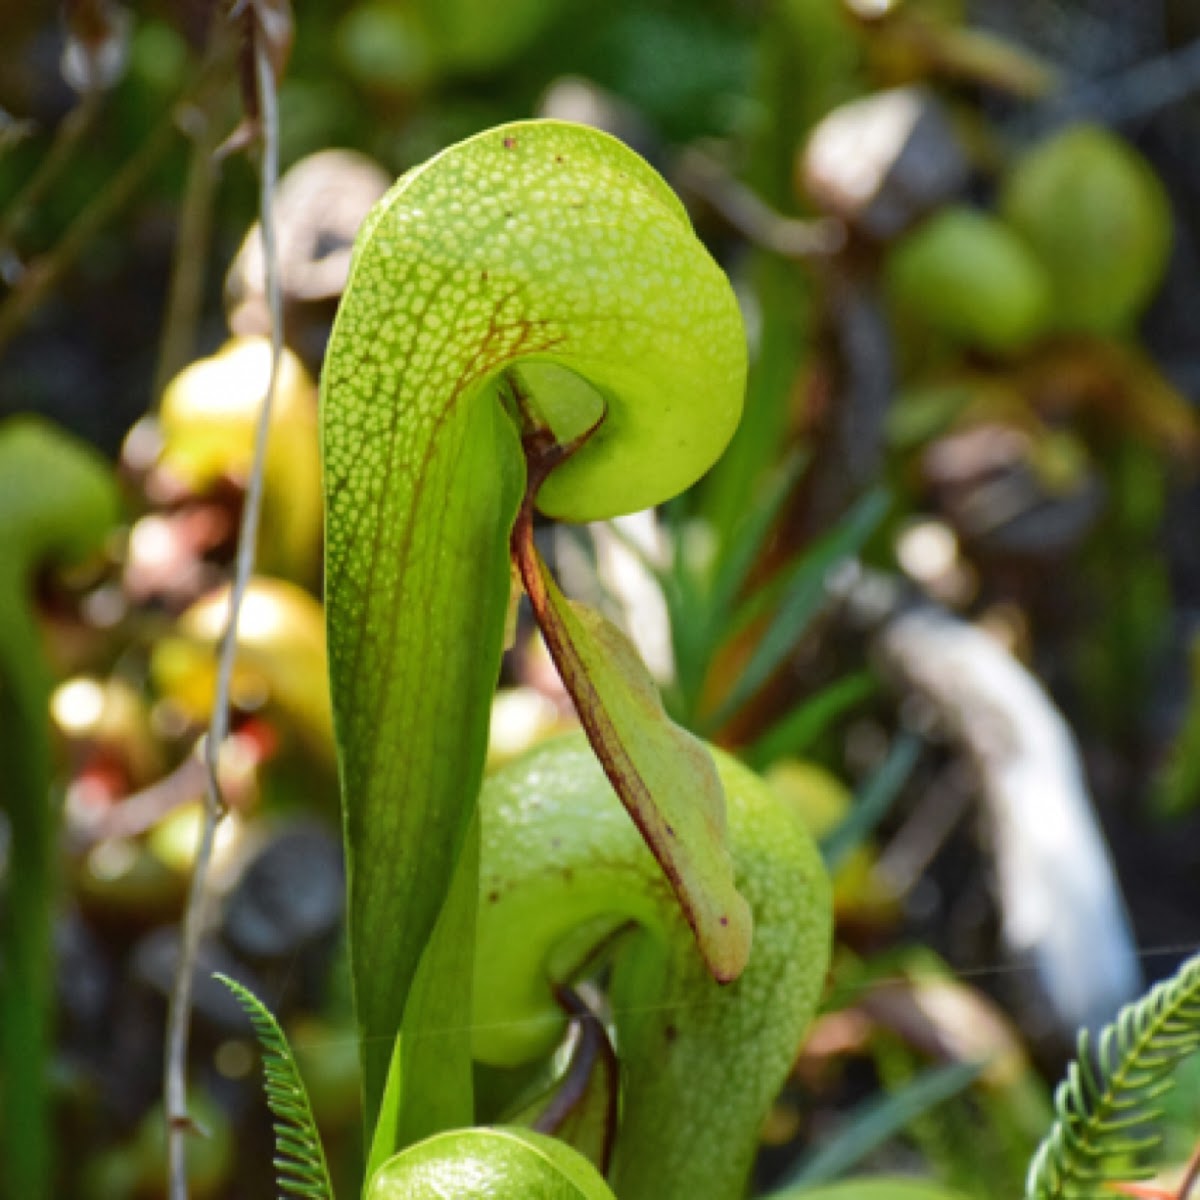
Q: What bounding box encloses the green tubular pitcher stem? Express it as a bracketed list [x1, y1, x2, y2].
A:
[0, 574, 55, 1200]
[0, 417, 117, 1200]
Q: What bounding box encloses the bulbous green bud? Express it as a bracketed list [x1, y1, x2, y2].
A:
[1000, 124, 1172, 334]
[887, 206, 1052, 354]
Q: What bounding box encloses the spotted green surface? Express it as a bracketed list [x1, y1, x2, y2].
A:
[0, 417, 119, 1200]
[475, 732, 832, 1200]
[320, 118, 746, 1137]
[368, 1127, 614, 1199]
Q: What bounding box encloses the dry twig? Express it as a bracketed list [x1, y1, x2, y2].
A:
[162, 13, 285, 1197]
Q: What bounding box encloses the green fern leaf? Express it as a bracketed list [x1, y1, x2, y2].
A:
[215, 973, 336, 1200]
[1026, 952, 1200, 1199]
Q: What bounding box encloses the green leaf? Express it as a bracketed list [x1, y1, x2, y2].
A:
[214, 974, 335, 1200]
[367, 1127, 615, 1199]
[705, 448, 809, 629]
[524, 554, 751, 982]
[321, 119, 747, 1143]
[667, 449, 808, 723]
[746, 671, 877, 770]
[324, 384, 521, 1137]
[768, 1180, 971, 1200]
[0, 416, 119, 1200]
[703, 487, 890, 731]
[367, 813, 480, 1178]
[698, 253, 812, 548]
[821, 734, 920, 872]
[778, 1060, 984, 1188]
[1026, 950, 1200, 1199]
[413, 0, 564, 70]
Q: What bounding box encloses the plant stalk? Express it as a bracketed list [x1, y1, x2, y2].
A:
[162, 26, 282, 1200]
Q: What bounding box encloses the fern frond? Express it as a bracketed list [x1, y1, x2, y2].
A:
[1026, 952, 1200, 1199]
[215, 973, 336, 1200]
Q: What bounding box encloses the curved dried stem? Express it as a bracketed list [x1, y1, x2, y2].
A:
[675, 148, 845, 261]
[162, 23, 283, 1200]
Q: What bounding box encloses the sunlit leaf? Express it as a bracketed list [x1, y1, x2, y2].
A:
[321, 119, 747, 1142]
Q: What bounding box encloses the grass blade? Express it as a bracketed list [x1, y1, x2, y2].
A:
[779, 1060, 984, 1188]
[704, 488, 890, 731]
